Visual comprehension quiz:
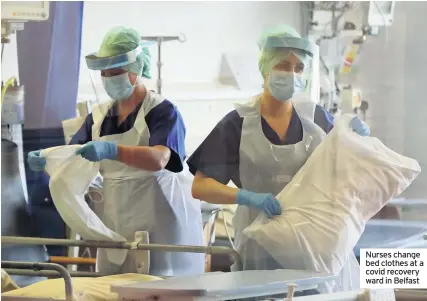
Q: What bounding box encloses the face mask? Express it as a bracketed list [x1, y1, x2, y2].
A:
[102, 73, 135, 101]
[267, 70, 306, 102]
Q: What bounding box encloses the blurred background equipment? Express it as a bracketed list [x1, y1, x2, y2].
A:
[1, 1, 49, 42]
[307, 1, 396, 114]
[1, 2, 50, 124]
[2, 1, 83, 266]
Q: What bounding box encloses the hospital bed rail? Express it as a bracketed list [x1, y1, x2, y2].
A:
[2, 259, 426, 300]
[0, 261, 395, 301]
[1, 235, 241, 276]
[1, 261, 74, 301]
[2, 268, 107, 278]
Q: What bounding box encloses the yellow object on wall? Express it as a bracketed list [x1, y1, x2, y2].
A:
[340, 44, 359, 75]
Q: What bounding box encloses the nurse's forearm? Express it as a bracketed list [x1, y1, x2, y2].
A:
[192, 171, 238, 204]
[116, 145, 171, 171]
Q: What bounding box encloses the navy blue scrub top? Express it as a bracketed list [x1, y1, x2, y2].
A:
[187, 105, 334, 187]
[70, 99, 186, 173]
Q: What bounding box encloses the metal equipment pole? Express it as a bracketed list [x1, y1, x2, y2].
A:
[141, 34, 186, 94]
[157, 38, 162, 94]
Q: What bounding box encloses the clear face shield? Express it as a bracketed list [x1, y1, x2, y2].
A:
[84, 44, 151, 117]
[260, 36, 320, 104]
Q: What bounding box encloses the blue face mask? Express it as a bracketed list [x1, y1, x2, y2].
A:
[267, 71, 306, 102]
[102, 73, 136, 101]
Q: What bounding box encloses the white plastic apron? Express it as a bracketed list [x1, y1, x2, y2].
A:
[233, 96, 326, 246]
[232, 96, 358, 293]
[92, 92, 205, 276]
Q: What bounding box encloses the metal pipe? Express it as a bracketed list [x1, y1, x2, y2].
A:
[1, 261, 73, 301]
[1, 236, 241, 266]
[157, 39, 162, 94]
[141, 35, 186, 43]
[3, 268, 107, 278]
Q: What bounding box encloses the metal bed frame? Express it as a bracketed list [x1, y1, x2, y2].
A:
[0, 235, 239, 300]
[2, 236, 426, 301]
[1, 236, 241, 277]
[3, 260, 425, 301]
[2, 261, 74, 301]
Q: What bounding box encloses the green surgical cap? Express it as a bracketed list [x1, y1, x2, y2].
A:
[258, 24, 309, 79]
[98, 26, 152, 79]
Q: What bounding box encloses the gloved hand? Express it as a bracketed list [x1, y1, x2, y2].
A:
[350, 117, 370, 136]
[76, 141, 118, 162]
[27, 150, 46, 172]
[236, 189, 281, 218]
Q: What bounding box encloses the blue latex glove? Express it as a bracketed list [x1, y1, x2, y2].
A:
[236, 189, 282, 218]
[350, 117, 370, 136]
[76, 141, 118, 162]
[27, 150, 46, 172]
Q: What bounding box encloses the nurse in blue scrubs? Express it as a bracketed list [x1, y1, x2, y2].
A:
[27, 26, 205, 276]
[188, 25, 370, 276]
